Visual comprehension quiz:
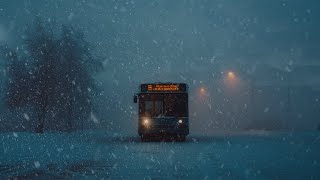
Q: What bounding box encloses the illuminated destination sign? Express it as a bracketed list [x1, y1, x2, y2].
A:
[148, 84, 179, 91]
[140, 83, 187, 92]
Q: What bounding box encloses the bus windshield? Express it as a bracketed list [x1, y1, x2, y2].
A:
[140, 93, 188, 117]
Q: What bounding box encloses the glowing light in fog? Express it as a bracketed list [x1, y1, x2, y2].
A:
[200, 87, 206, 94]
[228, 71, 235, 79]
[224, 70, 239, 88]
[199, 87, 207, 99]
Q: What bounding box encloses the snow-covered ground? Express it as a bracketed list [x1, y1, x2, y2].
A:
[1, 130, 320, 179]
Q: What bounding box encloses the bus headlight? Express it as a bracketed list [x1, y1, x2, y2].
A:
[178, 119, 183, 124]
[143, 118, 150, 127]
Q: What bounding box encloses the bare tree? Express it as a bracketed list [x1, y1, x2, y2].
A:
[2, 18, 103, 133]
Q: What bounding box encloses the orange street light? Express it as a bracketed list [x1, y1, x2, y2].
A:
[227, 71, 236, 79]
[200, 87, 206, 94]
[199, 87, 208, 98]
[224, 71, 238, 88]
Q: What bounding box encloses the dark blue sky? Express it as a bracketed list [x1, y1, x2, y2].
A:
[1, 0, 320, 69]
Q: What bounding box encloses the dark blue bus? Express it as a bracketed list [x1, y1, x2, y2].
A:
[133, 83, 189, 141]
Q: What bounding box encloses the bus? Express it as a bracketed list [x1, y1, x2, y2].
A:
[133, 83, 189, 141]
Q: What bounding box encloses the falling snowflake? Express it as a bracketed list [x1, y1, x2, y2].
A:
[34, 161, 40, 168]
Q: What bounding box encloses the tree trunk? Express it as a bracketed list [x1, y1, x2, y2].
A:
[66, 101, 73, 132]
[35, 90, 48, 133]
[66, 89, 73, 132]
[35, 108, 45, 133]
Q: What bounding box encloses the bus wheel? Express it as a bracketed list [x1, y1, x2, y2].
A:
[141, 135, 149, 142]
[176, 135, 186, 142]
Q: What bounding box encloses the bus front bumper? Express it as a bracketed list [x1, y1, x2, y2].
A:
[139, 125, 189, 136]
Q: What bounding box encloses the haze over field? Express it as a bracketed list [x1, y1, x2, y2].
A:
[1, 0, 320, 133]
